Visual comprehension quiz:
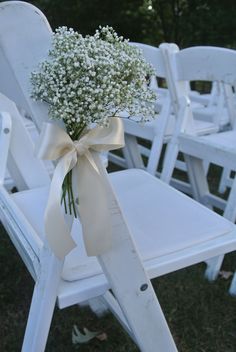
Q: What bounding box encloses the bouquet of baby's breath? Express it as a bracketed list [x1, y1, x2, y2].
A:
[31, 26, 156, 216]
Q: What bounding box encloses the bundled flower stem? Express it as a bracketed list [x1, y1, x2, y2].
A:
[61, 124, 86, 218]
[31, 25, 157, 216]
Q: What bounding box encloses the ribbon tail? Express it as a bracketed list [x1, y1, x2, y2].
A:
[45, 152, 77, 259]
[76, 152, 112, 256]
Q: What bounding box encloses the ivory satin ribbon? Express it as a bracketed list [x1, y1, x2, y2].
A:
[36, 117, 124, 259]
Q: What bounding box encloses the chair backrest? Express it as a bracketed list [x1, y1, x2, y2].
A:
[0, 92, 50, 190]
[130, 42, 170, 78]
[175, 46, 236, 84]
[130, 42, 182, 105]
[0, 1, 52, 130]
[161, 44, 236, 130]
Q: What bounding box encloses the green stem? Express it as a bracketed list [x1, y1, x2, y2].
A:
[61, 180, 68, 213]
[67, 170, 72, 215]
[61, 123, 86, 217]
[69, 171, 77, 218]
[62, 191, 68, 214]
[72, 123, 86, 140]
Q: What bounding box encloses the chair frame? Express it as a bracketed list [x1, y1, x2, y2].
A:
[160, 43, 236, 289]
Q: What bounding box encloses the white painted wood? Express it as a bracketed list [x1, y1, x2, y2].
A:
[160, 44, 236, 288]
[160, 96, 193, 183]
[229, 272, 236, 296]
[94, 153, 177, 352]
[218, 167, 232, 193]
[204, 255, 224, 281]
[22, 250, 63, 352]
[116, 42, 219, 195]
[183, 155, 212, 207]
[0, 93, 50, 190]
[178, 132, 236, 170]
[0, 111, 12, 184]
[0, 185, 42, 279]
[87, 296, 109, 317]
[2, 88, 236, 348]
[102, 291, 133, 337]
[183, 154, 223, 282]
[0, 1, 52, 130]
[123, 133, 145, 169]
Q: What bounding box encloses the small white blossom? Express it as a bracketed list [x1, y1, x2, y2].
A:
[31, 26, 157, 138]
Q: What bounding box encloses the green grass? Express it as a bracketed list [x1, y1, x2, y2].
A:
[0, 222, 236, 351]
[1, 161, 236, 351]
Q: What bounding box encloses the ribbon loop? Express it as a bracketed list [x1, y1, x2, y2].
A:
[36, 117, 124, 259]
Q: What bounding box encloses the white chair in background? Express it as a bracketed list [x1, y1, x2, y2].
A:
[111, 42, 225, 195]
[160, 43, 236, 290]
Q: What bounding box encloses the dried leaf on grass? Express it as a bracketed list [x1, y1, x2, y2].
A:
[72, 325, 99, 345]
[72, 325, 108, 347]
[96, 332, 108, 341]
[219, 270, 233, 280]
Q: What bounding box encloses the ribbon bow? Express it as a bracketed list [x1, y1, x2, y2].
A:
[36, 117, 124, 259]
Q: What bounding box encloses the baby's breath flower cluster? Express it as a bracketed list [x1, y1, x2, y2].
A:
[31, 26, 156, 139]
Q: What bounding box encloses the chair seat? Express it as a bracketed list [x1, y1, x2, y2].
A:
[200, 130, 236, 152]
[194, 118, 219, 135]
[123, 114, 218, 141]
[193, 105, 230, 129]
[179, 130, 236, 170]
[11, 169, 235, 283]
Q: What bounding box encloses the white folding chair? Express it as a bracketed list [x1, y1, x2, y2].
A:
[1, 2, 236, 351]
[160, 43, 236, 291]
[112, 42, 221, 195]
[0, 91, 178, 351]
[2, 76, 236, 352]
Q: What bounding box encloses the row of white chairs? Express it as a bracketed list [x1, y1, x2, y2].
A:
[0, 1, 236, 351]
[110, 44, 230, 190]
[113, 42, 236, 290]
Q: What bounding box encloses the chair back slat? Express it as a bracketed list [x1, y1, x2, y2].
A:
[176, 46, 236, 85]
[130, 42, 169, 78]
[0, 93, 50, 189]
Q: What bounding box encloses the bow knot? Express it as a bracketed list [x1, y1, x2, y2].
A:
[74, 137, 89, 156]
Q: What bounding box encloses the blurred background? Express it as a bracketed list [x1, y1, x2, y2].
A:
[24, 0, 236, 48]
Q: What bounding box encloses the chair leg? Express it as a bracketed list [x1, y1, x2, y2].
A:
[184, 155, 212, 207]
[229, 272, 236, 296]
[185, 156, 236, 288]
[218, 167, 231, 194]
[87, 297, 109, 317]
[146, 136, 164, 175]
[22, 251, 63, 352]
[183, 155, 224, 282]
[204, 255, 224, 281]
[123, 134, 145, 169]
[223, 177, 236, 223]
[96, 200, 177, 351]
[221, 180, 236, 295]
[160, 142, 179, 184]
